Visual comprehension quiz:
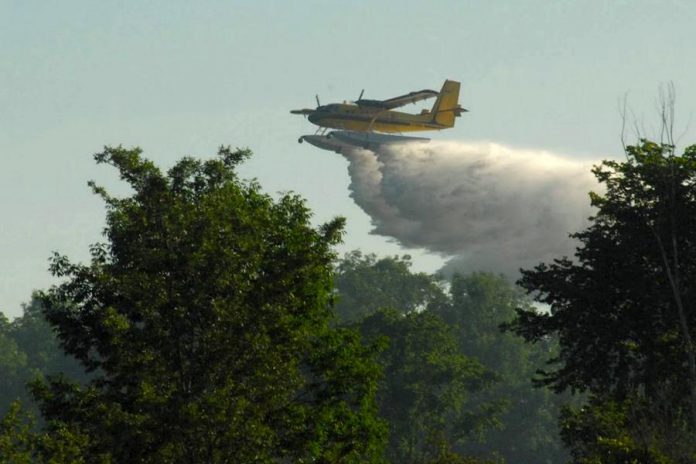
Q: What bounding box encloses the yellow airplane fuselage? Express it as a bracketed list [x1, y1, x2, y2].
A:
[308, 105, 445, 133]
[294, 80, 464, 135]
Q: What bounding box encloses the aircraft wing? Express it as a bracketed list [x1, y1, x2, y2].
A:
[381, 89, 439, 108]
[356, 89, 439, 109]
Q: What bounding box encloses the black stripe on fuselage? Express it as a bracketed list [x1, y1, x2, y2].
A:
[309, 112, 442, 128]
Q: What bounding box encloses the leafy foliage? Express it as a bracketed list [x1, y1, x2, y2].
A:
[0, 325, 29, 418]
[560, 392, 695, 464]
[357, 308, 498, 464]
[512, 141, 696, 398]
[335, 254, 567, 463]
[441, 273, 569, 464]
[0, 295, 86, 418]
[34, 146, 386, 463]
[334, 251, 447, 322]
[511, 140, 696, 461]
[0, 401, 91, 464]
[0, 402, 34, 463]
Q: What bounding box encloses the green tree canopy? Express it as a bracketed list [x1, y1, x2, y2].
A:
[33, 146, 386, 463]
[0, 295, 88, 416]
[0, 327, 29, 418]
[334, 254, 565, 463]
[9, 295, 85, 379]
[560, 392, 694, 464]
[0, 401, 92, 464]
[513, 140, 696, 397]
[356, 308, 498, 464]
[511, 140, 696, 461]
[334, 251, 447, 323]
[440, 273, 568, 464]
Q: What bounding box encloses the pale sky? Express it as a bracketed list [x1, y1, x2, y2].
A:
[3, 0, 696, 319]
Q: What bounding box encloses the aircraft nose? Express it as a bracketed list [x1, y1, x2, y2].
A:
[308, 113, 319, 124]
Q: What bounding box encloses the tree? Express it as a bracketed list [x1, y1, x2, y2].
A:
[333, 256, 499, 463]
[334, 252, 447, 323]
[0, 316, 31, 418]
[334, 255, 567, 463]
[0, 295, 87, 418]
[0, 401, 94, 464]
[0, 402, 36, 464]
[560, 393, 694, 464]
[356, 308, 499, 464]
[34, 146, 386, 463]
[10, 294, 86, 383]
[439, 273, 568, 464]
[511, 140, 696, 459]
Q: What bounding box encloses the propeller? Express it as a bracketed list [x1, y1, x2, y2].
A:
[290, 94, 321, 116]
[358, 89, 364, 100]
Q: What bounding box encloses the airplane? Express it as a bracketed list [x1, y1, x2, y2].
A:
[291, 79, 466, 151]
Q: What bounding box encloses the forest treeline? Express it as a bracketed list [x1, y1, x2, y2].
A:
[2, 140, 696, 463]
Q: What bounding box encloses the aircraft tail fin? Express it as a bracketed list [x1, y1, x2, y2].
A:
[430, 80, 466, 127]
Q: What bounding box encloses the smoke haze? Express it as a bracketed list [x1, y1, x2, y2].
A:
[340, 141, 599, 276]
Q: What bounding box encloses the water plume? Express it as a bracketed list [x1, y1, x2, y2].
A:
[340, 141, 599, 276]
